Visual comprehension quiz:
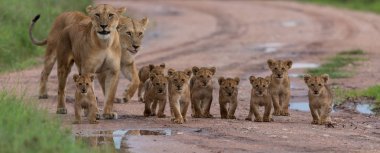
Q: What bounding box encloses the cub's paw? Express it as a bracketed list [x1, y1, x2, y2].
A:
[245, 117, 252, 121]
[203, 113, 213, 118]
[263, 117, 273, 122]
[114, 98, 123, 103]
[103, 112, 118, 120]
[96, 113, 101, 120]
[157, 114, 166, 118]
[171, 118, 184, 124]
[56, 108, 67, 114]
[138, 97, 144, 103]
[39, 94, 48, 99]
[273, 110, 281, 116]
[280, 111, 290, 116]
[254, 118, 263, 122]
[183, 117, 187, 123]
[89, 120, 99, 124]
[150, 112, 156, 116]
[122, 97, 130, 103]
[311, 120, 319, 124]
[227, 115, 236, 119]
[221, 116, 228, 119]
[191, 114, 202, 118]
[72, 120, 81, 124]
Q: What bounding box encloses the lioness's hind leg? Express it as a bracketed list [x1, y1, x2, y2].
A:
[39, 45, 56, 99]
[56, 58, 73, 114]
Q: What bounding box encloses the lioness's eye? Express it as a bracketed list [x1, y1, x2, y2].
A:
[126, 32, 132, 36]
[95, 13, 100, 17]
[108, 14, 114, 18]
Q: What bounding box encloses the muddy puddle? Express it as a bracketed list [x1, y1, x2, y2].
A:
[76, 129, 171, 153]
[290, 102, 375, 114]
[292, 63, 319, 69]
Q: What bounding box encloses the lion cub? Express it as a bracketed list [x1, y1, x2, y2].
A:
[167, 68, 192, 124]
[73, 74, 98, 124]
[190, 66, 216, 118]
[143, 73, 168, 118]
[218, 77, 240, 119]
[267, 59, 292, 116]
[304, 74, 333, 125]
[246, 76, 273, 122]
[138, 63, 166, 102]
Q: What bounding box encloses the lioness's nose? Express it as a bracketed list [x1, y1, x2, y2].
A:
[132, 45, 140, 49]
[100, 25, 108, 29]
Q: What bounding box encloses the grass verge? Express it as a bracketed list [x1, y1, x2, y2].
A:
[0, 91, 108, 153]
[334, 86, 380, 112]
[303, 0, 380, 14]
[307, 49, 365, 78]
[0, 0, 91, 73]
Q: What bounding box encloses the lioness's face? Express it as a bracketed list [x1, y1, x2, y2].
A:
[86, 4, 126, 40]
[249, 76, 270, 97]
[218, 77, 239, 97]
[167, 69, 192, 92]
[267, 59, 292, 79]
[304, 74, 329, 96]
[149, 74, 168, 95]
[192, 67, 216, 87]
[149, 64, 165, 76]
[73, 74, 94, 95]
[118, 17, 149, 54]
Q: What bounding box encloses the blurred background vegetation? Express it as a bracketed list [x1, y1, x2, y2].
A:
[0, 0, 90, 72]
[304, 0, 380, 14]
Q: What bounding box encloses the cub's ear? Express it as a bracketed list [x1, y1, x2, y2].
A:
[149, 73, 157, 81]
[149, 64, 155, 71]
[167, 68, 175, 76]
[267, 59, 275, 69]
[218, 77, 225, 85]
[159, 63, 166, 68]
[265, 76, 271, 84]
[209, 67, 216, 75]
[321, 74, 329, 83]
[73, 74, 80, 82]
[192, 66, 199, 75]
[234, 77, 240, 85]
[117, 7, 127, 15]
[249, 76, 256, 84]
[285, 60, 293, 69]
[141, 17, 149, 29]
[304, 74, 311, 83]
[86, 5, 93, 14]
[185, 69, 192, 77]
[89, 74, 95, 81]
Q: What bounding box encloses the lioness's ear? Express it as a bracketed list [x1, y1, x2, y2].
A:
[234, 77, 240, 85]
[249, 76, 256, 84]
[141, 17, 149, 29]
[218, 77, 225, 85]
[192, 66, 199, 75]
[210, 67, 216, 75]
[160, 63, 166, 68]
[321, 74, 329, 83]
[86, 5, 94, 14]
[185, 69, 192, 77]
[117, 7, 127, 15]
[149, 64, 155, 71]
[149, 73, 156, 81]
[267, 59, 275, 69]
[73, 74, 80, 82]
[285, 60, 293, 69]
[89, 74, 95, 81]
[304, 74, 311, 83]
[167, 68, 175, 76]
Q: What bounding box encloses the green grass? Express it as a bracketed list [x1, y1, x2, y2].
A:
[334, 86, 380, 112]
[0, 91, 110, 153]
[0, 0, 91, 73]
[303, 0, 380, 14]
[307, 49, 365, 78]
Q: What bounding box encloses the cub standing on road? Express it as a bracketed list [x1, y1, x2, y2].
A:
[73, 74, 98, 124]
[246, 76, 273, 122]
[304, 74, 333, 126]
[190, 66, 216, 118]
[138, 64, 166, 103]
[218, 77, 240, 119]
[143, 73, 168, 118]
[267, 59, 292, 116]
[167, 68, 192, 124]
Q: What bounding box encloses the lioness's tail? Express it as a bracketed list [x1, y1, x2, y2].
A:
[29, 14, 47, 46]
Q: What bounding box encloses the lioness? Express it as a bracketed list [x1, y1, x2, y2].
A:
[143, 73, 168, 118]
[267, 59, 292, 116]
[73, 74, 98, 124]
[167, 68, 192, 124]
[245, 76, 273, 122]
[218, 77, 239, 119]
[55, 4, 125, 119]
[29, 11, 149, 102]
[304, 74, 333, 125]
[190, 66, 216, 118]
[137, 63, 166, 103]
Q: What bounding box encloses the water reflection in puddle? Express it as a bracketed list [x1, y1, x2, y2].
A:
[356, 104, 373, 114]
[290, 102, 310, 112]
[252, 43, 284, 53]
[290, 102, 374, 114]
[292, 63, 319, 69]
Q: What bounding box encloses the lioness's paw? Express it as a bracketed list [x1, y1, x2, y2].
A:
[203, 113, 213, 118]
[263, 117, 273, 122]
[191, 114, 202, 118]
[280, 111, 290, 116]
[221, 116, 228, 119]
[172, 118, 184, 124]
[245, 117, 252, 121]
[254, 118, 263, 122]
[103, 112, 117, 120]
[227, 115, 236, 119]
[39, 94, 48, 99]
[56, 108, 67, 114]
[122, 96, 131, 103]
[273, 110, 281, 116]
[157, 114, 166, 118]
[150, 112, 156, 116]
[89, 120, 99, 124]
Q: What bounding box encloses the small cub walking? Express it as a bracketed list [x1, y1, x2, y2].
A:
[73, 74, 98, 124]
[190, 66, 216, 118]
[143, 73, 168, 118]
[218, 77, 240, 119]
[246, 76, 273, 122]
[304, 74, 333, 125]
[138, 64, 166, 102]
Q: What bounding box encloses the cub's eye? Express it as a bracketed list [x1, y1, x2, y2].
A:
[79, 83, 82, 86]
[207, 75, 211, 78]
[108, 14, 114, 18]
[274, 68, 278, 70]
[181, 79, 185, 82]
[86, 83, 89, 86]
[263, 85, 266, 87]
[282, 68, 285, 70]
[200, 75, 204, 78]
[232, 87, 235, 89]
[95, 13, 100, 17]
[256, 85, 259, 87]
[138, 32, 143, 36]
[163, 83, 166, 86]
[311, 84, 315, 86]
[156, 83, 160, 86]
[174, 79, 178, 82]
[126, 32, 132, 36]
[318, 84, 322, 86]
[225, 86, 228, 89]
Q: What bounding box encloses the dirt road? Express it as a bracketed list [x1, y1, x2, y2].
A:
[2, 0, 380, 152]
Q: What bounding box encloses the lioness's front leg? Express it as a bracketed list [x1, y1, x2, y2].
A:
[103, 70, 120, 119]
[121, 62, 140, 103]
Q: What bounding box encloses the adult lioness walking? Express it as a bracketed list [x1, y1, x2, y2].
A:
[55, 4, 125, 119]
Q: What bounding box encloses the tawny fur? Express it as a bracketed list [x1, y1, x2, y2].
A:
[73, 74, 98, 124]
[218, 77, 239, 119]
[246, 76, 273, 122]
[138, 63, 165, 103]
[143, 74, 168, 118]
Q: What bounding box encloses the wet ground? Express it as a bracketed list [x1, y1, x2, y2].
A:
[2, 0, 380, 152]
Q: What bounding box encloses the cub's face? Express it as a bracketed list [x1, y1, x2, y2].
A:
[149, 74, 168, 95]
[218, 77, 239, 97]
[267, 59, 292, 79]
[192, 66, 216, 87]
[167, 68, 192, 92]
[249, 76, 271, 97]
[304, 74, 329, 96]
[118, 17, 149, 54]
[149, 64, 165, 76]
[86, 4, 126, 40]
[73, 74, 95, 95]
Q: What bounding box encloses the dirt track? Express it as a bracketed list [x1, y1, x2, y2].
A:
[2, 0, 380, 152]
